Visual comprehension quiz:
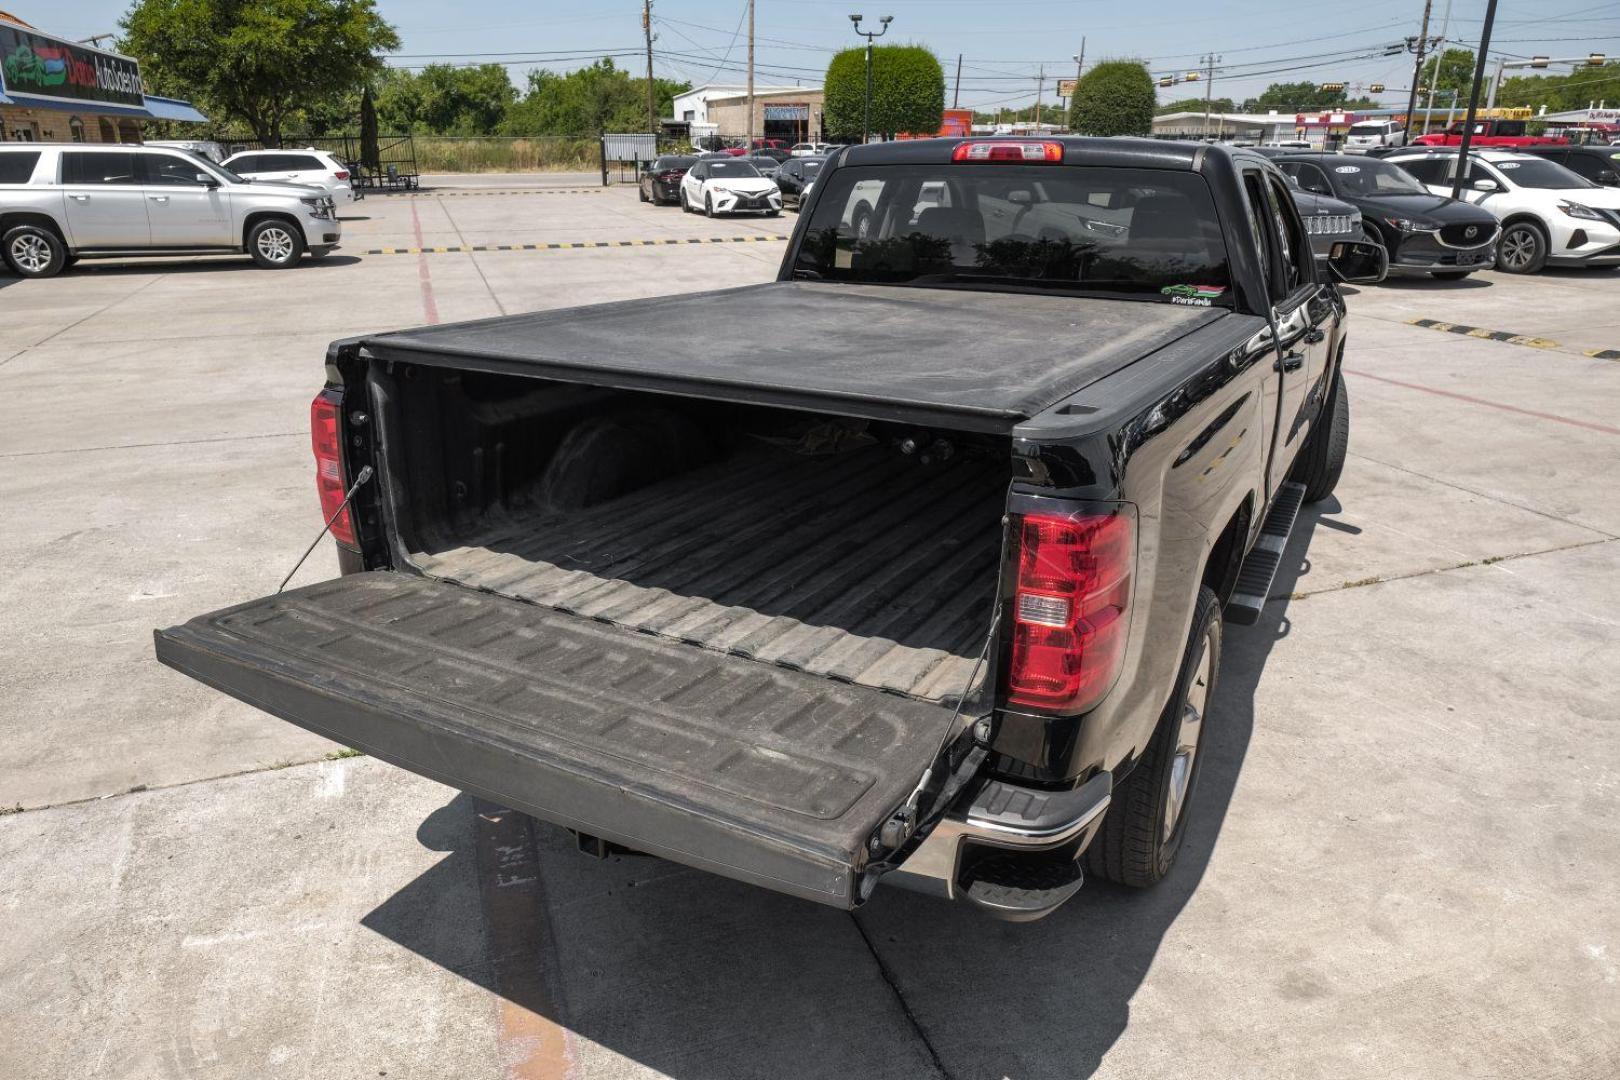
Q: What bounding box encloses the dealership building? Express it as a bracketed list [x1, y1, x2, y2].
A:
[0, 11, 206, 144]
[671, 83, 825, 144]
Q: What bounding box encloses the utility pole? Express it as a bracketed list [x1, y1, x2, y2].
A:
[953, 53, 963, 109]
[1450, 0, 1498, 200]
[1402, 0, 1434, 141]
[1201, 54, 1221, 135]
[1071, 38, 1085, 130]
[851, 14, 893, 143]
[1420, 0, 1452, 133]
[1035, 65, 1045, 131]
[746, 0, 755, 151]
[642, 0, 657, 137]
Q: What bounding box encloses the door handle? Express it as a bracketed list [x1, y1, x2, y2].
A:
[149, 195, 170, 203]
[69, 194, 90, 202]
[1274, 353, 1306, 373]
[1303, 327, 1325, 344]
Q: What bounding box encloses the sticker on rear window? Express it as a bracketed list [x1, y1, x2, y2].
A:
[1498, 162, 1520, 169]
[1161, 283, 1226, 306]
[1334, 165, 1360, 174]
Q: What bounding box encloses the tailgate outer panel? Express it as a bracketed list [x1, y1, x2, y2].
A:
[154, 573, 958, 907]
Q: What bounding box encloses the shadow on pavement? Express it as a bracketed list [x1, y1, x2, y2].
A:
[361, 504, 1336, 1079]
[74, 255, 364, 275]
[1373, 273, 1493, 290]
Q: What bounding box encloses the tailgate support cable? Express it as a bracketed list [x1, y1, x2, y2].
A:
[276, 466, 375, 593]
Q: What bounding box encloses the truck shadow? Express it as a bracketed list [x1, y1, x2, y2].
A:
[362, 503, 1337, 1079]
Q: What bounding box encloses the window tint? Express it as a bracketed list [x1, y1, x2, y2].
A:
[796, 164, 1232, 302]
[802, 160, 824, 176]
[1264, 175, 1311, 292]
[1240, 173, 1279, 298]
[228, 154, 262, 173]
[144, 154, 211, 185]
[0, 151, 41, 184]
[1283, 162, 1332, 195]
[63, 152, 141, 185]
[286, 155, 325, 171]
[1396, 157, 1446, 184]
[1561, 153, 1609, 181]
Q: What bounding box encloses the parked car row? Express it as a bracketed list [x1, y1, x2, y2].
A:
[641, 151, 836, 217]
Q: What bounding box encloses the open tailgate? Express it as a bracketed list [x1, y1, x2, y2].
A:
[154, 572, 959, 907]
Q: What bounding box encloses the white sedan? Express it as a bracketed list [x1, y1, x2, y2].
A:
[1388, 148, 1620, 273]
[680, 158, 782, 217]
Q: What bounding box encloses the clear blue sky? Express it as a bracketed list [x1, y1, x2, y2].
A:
[29, 0, 1620, 113]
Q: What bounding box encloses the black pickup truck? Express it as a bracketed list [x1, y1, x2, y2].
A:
[156, 138, 1382, 921]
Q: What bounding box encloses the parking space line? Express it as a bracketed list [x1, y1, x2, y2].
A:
[365, 234, 791, 256]
[1345, 368, 1620, 436]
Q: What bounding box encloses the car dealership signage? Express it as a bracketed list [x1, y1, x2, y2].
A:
[0, 21, 145, 108]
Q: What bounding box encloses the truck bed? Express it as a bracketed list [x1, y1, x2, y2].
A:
[411, 441, 1005, 706]
[360, 281, 1227, 433]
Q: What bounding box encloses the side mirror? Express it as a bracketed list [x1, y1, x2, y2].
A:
[1597, 170, 1618, 185]
[1471, 177, 1499, 192]
[195, 172, 219, 187]
[1326, 239, 1387, 285]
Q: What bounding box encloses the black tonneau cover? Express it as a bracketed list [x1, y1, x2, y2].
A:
[361, 282, 1226, 433]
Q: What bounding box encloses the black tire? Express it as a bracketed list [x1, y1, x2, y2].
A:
[705, 194, 716, 218]
[1291, 370, 1349, 502]
[246, 218, 305, 269]
[639, 185, 649, 203]
[1431, 270, 1471, 281]
[680, 189, 692, 213]
[1086, 587, 1221, 888]
[852, 202, 873, 240]
[1496, 220, 1547, 274]
[3, 223, 67, 279]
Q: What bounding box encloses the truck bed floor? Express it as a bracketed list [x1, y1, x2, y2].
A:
[411, 444, 1006, 706]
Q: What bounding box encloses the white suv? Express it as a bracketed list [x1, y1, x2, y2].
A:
[1344, 120, 1406, 154]
[1388, 149, 1620, 273]
[221, 148, 356, 204]
[0, 143, 340, 278]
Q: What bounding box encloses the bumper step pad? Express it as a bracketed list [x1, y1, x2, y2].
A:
[1226, 481, 1307, 626]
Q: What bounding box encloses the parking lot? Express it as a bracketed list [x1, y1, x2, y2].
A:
[2, 176, 1618, 1079]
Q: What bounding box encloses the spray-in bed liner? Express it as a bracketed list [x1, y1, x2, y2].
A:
[412, 442, 1006, 706]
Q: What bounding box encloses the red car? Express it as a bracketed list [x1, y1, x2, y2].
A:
[1412, 118, 1566, 149]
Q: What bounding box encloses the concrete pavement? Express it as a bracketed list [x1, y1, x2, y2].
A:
[2, 182, 1617, 1079]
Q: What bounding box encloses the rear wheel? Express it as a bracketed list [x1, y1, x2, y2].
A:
[3, 223, 67, 279]
[1496, 221, 1547, 274]
[1291, 371, 1349, 502]
[1086, 587, 1221, 888]
[247, 219, 304, 269]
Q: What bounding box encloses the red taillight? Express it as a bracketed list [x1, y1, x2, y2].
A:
[952, 140, 1063, 163]
[334, 170, 350, 181]
[310, 389, 357, 548]
[1005, 509, 1133, 712]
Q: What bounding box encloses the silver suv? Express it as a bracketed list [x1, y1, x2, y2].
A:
[0, 143, 340, 278]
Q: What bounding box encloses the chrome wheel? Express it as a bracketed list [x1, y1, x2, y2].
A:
[9, 233, 52, 273]
[1498, 226, 1537, 272]
[1163, 632, 1211, 843]
[255, 226, 295, 263]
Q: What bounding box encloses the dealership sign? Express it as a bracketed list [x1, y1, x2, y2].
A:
[0, 21, 145, 108]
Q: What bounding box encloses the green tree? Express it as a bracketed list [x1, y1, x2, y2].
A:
[120, 0, 398, 146]
[1069, 59, 1155, 136]
[1496, 67, 1618, 112]
[374, 64, 517, 135]
[1417, 48, 1476, 101]
[823, 45, 945, 140]
[497, 59, 687, 136]
[1157, 95, 1234, 115]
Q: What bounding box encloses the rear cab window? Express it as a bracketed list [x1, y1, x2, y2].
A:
[794, 163, 1234, 305]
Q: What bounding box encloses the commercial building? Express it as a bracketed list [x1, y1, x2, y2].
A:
[0, 11, 206, 144]
[671, 83, 823, 143]
[1150, 110, 1299, 143]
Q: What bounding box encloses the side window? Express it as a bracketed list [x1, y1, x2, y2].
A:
[1287, 163, 1332, 195]
[1240, 172, 1280, 299]
[62, 152, 140, 185]
[144, 154, 209, 186]
[288, 155, 325, 171]
[0, 151, 41, 184]
[1562, 154, 1601, 181]
[230, 155, 262, 173]
[1263, 176, 1311, 292]
[1399, 158, 1443, 185]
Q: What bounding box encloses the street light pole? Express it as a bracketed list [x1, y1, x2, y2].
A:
[850, 14, 892, 144]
